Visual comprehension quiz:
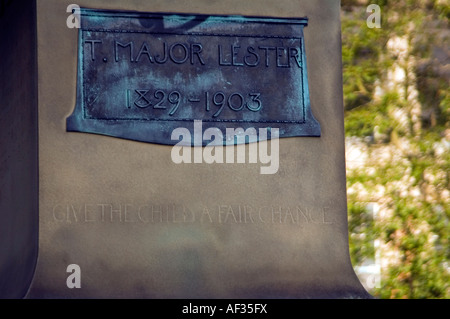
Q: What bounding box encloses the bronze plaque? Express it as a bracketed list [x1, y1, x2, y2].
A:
[67, 8, 320, 145]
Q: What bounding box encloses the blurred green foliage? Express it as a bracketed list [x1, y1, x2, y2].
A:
[342, 0, 449, 298]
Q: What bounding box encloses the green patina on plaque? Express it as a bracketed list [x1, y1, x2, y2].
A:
[67, 8, 320, 145]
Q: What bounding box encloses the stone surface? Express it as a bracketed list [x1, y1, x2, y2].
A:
[1, 0, 370, 298]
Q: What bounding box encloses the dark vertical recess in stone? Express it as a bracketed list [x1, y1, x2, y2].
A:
[0, 0, 38, 298]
